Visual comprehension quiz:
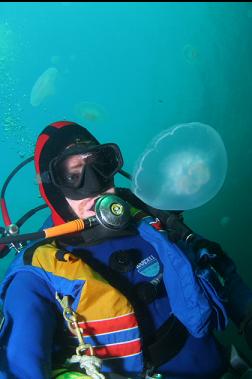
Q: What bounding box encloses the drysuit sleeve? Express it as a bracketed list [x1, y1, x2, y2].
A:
[195, 238, 252, 324]
[223, 263, 252, 350]
[0, 271, 58, 379]
[191, 237, 252, 348]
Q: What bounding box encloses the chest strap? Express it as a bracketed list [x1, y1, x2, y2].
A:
[146, 315, 188, 368]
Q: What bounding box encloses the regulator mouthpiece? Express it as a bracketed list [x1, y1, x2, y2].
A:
[95, 194, 131, 230]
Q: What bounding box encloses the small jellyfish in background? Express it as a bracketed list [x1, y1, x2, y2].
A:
[220, 216, 230, 227]
[247, 8, 252, 18]
[51, 55, 60, 65]
[74, 101, 106, 123]
[183, 44, 199, 64]
[30, 67, 58, 107]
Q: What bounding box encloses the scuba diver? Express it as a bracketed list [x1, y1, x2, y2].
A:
[0, 121, 252, 379]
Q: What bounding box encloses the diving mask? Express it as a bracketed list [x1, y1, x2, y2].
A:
[47, 143, 123, 200]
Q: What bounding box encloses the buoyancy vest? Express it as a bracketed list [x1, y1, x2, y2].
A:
[0, 216, 228, 373]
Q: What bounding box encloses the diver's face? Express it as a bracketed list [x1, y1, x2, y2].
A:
[59, 152, 115, 219]
[65, 187, 115, 219]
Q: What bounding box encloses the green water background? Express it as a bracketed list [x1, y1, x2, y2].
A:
[0, 1, 252, 361]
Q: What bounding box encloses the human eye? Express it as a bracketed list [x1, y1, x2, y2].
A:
[65, 172, 81, 184]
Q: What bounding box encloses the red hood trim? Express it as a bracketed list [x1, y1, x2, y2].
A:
[35, 133, 65, 226]
[50, 121, 74, 129]
[33, 121, 100, 226]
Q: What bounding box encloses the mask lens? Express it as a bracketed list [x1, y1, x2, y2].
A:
[92, 145, 122, 177]
[51, 153, 92, 188]
[59, 171, 83, 188]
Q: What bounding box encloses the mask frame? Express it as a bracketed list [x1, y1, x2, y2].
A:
[48, 143, 124, 190]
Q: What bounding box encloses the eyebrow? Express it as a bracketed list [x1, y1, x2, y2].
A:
[65, 154, 93, 170]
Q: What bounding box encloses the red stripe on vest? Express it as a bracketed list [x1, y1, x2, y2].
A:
[88, 339, 142, 359]
[78, 313, 138, 336]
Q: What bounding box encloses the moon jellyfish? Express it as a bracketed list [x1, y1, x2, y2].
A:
[30, 67, 58, 107]
[131, 122, 228, 211]
[220, 216, 230, 227]
[75, 101, 106, 122]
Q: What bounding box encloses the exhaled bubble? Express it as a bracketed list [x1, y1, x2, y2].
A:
[0, 23, 14, 63]
[18, 151, 25, 159]
[3, 114, 18, 131]
[183, 44, 199, 64]
[30, 67, 58, 107]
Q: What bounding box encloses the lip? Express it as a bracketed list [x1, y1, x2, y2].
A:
[85, 196, 100, 211]
[85, 190, 115, 212]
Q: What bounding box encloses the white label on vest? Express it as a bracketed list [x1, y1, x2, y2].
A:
[136, 255, 160, 277]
